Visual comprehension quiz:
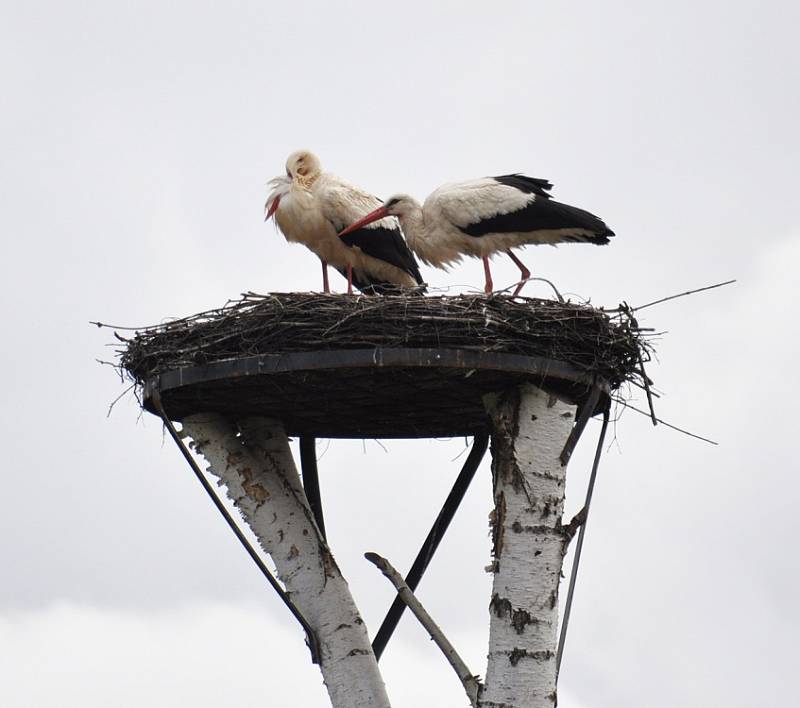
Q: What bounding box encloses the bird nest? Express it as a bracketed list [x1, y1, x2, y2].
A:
[107, 292, 653, 438]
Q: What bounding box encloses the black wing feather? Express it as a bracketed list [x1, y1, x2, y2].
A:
[332, 264, 422, 296]
[459, 198, 614, 243]
[339, 225, 424, 286]
[493, 174, 554, 199]
[341, 269, 422, 296]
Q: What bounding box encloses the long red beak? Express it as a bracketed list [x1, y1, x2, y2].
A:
[265, 194, 281, 221]
[338, 205, 390, 237]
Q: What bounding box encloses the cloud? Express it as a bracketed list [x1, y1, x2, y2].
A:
[0, 603, 588, 708]
[2, 0, 799, 705]
[0, 604, 327, 708]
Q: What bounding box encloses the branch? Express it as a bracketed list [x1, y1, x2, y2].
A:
[632, 279, 736, 312]
[615, 399, 718, 445]
[495, 277, 565, 302]
[561, 506, 587, 549]
[364, 552, 481, 707]
[637, 352, 658, 426]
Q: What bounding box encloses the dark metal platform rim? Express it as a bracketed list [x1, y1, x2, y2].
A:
[143, 347, 609, 417]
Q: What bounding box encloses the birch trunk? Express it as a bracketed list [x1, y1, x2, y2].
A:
[481, 385, 576, 708]
[182, 414, 391, 708]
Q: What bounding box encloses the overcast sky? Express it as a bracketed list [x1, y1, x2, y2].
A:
[1, 1, 798, 706]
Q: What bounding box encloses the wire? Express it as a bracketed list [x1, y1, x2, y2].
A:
[151, 391, 320, 664]
[556, 409, 610, 679]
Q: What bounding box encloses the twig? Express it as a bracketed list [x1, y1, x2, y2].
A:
[494, 276, 565, 302]
[637, 352, 658, 425]
[629, 379, 661, 398]
[91, 320, 163, 331]
[106, 383, 135, 417]
[364, 552, 481, 707]
[633, 279, 736, 312]
[614, 399, 718, 445]
[373, 438, 388, 453]
[530, 277, 566, 302]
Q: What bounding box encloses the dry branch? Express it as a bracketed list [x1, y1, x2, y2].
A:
[365, 552, 481, 707]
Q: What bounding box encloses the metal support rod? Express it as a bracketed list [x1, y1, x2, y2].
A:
[299, 436, 326, 540]
[151, 392, 320, 664]
[556, 408, 610, 679]
[559, 384, 603, 465]
[372, 433, 489, 660]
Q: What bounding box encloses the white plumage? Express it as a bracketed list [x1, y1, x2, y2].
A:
[338, 174, 614, 296]
[265, 151, 422, 294]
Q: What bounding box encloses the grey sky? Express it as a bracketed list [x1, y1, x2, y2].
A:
[1, 0, 798, 705]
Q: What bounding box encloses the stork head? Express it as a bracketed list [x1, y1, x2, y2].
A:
[382, 194, 418, 217]
[285, 150, 322, 182]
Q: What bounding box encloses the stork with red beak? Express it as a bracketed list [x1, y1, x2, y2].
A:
[338, 174, 614, 296]
[265, 150, 423, 294]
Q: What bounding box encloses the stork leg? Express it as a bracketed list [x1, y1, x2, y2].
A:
[346, 263, 353, 295]
[506, 250, 531, 297]
[321, 260, 330, 293]
[482, 256, 494, 295]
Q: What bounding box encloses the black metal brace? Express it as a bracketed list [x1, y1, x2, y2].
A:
[559, 383, 603, 466]
[299, 437, 326, 540]
[372, 433, 490, 660]
[556, 407, 610, 679]
[151, 391, 321, 664]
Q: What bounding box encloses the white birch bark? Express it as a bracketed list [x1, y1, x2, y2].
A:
[481, 385, 576, 708]
[182, 414, 391, 708]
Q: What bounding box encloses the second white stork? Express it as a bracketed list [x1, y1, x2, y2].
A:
[265, 150, 423, 294]
[338, 174, 615, 296]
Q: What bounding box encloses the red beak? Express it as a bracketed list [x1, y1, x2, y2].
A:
[338, 205, 390, 238]
[265, 194, 281, 221]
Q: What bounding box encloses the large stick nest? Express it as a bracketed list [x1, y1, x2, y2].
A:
[116, 292, 651, 392]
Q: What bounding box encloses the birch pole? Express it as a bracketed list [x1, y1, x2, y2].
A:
[181, 414, 391, 708]
[481, 385, 576, 708]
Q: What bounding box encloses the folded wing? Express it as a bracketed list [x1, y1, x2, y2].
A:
[429, 174, 613, 244]
[321, 181, 424, 288]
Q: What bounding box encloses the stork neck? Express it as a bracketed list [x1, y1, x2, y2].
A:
[397, 201, 426, 249]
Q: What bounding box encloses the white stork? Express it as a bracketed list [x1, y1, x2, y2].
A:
[264, 150, 423, 294]
[338, 174, 614, 296]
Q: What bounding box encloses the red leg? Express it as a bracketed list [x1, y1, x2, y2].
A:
[346, 263, 353, 295]
[321, 260, 330, 293]
[506, 250, 531, 297]
[483, 256, 494, 294]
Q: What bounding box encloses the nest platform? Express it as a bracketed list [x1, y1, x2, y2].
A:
[115, 292, 649, 439]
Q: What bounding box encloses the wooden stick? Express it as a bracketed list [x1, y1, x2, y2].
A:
[364, 552, 481, 707]
[633, 279, 736, 312]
